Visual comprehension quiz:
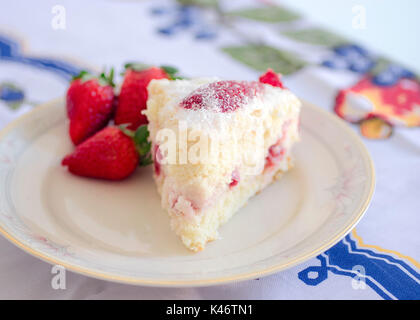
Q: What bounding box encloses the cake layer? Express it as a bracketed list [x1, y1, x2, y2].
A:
[168, 145, 294, 251]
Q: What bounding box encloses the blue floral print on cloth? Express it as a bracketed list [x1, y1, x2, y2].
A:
[151, 4, 217, 40]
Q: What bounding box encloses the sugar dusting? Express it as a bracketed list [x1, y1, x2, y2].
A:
[180, 80, 265, 113]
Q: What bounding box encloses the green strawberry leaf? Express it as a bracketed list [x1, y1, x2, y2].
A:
[73, 69, 115, 87]
[161, 65, 179, 76]
[161, 65, 179, 79]
[122, 63, 185, 80]
[222, 45, 306, 75]
[133, 125, 153, 167]
[72, 70, 95, 82]
[160, 65, 186, 80]
[227, 6, 300, 23]
[99, 67, 115, 87]
[124, 62, 151, 72]
[139, 154, 153, 167]
[119, 124, 153, 167]
[136, 143, 151, 157]
[134, 125, 149, 146]
[72, 70, 88, 80]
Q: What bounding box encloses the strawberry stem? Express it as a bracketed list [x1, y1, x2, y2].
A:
[99, 67, 115, 87]
[72, 69, 115, 87]
[72, 70, 95, 82]
[118, 124, 135, 138]
[124, 62, 151, 72]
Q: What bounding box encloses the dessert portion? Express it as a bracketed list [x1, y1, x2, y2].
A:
[61, 65, 301, 252]
[145, 71, 301, 251]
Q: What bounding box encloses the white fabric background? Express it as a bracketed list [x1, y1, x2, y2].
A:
[281, 0, 420, 72]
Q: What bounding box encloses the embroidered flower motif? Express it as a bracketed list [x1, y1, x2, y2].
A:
[372, 64, 416, 87]
[334, 76, 420, 139]
[151, 4, 218, 40]
[360, 116, 393, 139]
[0, 82, 25, 110]
[322, 44, 375, 74]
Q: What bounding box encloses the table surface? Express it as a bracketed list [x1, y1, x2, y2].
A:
[0, 0, 419, 300]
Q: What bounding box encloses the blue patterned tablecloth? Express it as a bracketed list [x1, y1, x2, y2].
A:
[0, 0, 419, 300]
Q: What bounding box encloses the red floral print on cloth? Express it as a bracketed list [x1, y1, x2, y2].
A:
[334, 77, 420, 139]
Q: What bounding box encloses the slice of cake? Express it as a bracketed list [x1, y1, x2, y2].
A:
[144, 71, 301, 251]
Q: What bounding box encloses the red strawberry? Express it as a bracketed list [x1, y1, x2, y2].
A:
[62, 126, 152, 180]
[66, 70, 115, 145]
[114, 65, 169, 130]
[259, 69, 284, 88]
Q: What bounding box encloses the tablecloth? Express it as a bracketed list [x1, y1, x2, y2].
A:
[0, 0, 419, 300]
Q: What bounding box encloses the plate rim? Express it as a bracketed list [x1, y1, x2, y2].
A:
[0, 98, 376, 287]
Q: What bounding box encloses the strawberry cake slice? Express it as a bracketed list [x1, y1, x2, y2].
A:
[144, 71, 301, 251]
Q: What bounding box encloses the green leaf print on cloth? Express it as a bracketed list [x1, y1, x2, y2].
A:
[176, 0, 219, 7]
[227, 6, 300, 23]
[282, 28, 348, 47]
[222, 45, 306, 75]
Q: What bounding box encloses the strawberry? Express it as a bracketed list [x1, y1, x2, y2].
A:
[66, 70, 115, 145]
[114, 64, 170, 130]
[259, 69, 284, 88]
[62, 125, 152, 180]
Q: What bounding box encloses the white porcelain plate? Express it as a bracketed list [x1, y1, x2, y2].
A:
[0, 98, 375, 287]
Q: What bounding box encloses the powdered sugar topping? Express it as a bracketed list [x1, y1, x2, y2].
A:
[180, 80, 265, 113]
